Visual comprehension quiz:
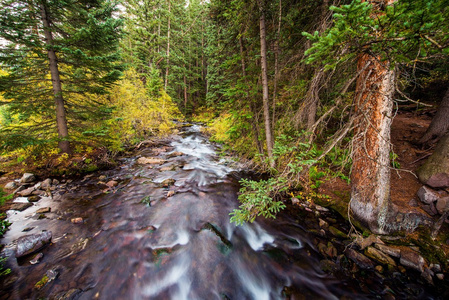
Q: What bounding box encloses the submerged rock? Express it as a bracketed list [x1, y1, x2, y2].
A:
[16, 231, 52, 258]
[54, 288, 82, 300]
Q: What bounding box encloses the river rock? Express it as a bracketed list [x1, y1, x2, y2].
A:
[17, 186, 36, 197]
[71, 217, 84, 224]
[30, 252, 44, 264]
[345, 248, 375, 269]
[400, 248, 426, 272]
[4, 181, 18, 190]
[161, 178, 176, 187]
[436, 196, 449, 214]
[28, 195, 41, 202]
[319, 259, 339, 273]
[9, 202, 33, 211]
[374, 243, 401, 258]
[41, 178, 53, 189]
[354, 235, 384, 250]
[106, 180, 118, 188]
[20, 173, 36, 183]
[167, 151, 184, 158]
[36, 207, 51, 214]
[417, 186, 439, 205]
[15, 231, 52, 258]
[365, 246, 397, 266]
[137, 157, 165, 165]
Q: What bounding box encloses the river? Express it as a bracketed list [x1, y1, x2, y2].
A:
[0, 124, 443, 299]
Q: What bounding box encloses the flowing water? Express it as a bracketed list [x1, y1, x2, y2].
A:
[0, 125, 442, 299]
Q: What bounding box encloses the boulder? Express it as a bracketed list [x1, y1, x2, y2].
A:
[15, 231, 52, 258]
[4, 181, 18, 190]
[20, 173, 36, 183]
[417, 134, 449, 188]
[417, 186, 440, 205]
[436, 197, 449, 214]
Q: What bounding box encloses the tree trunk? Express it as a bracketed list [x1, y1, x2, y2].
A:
[350, 0, 397, 234]
[240, 37, 264, 157]
[40, 3, 70, 154]
[350, 54, 395, 234]
[271, 0, 282, 126]
[259, 3, 274, 164]
[165, 0, 171, 91]
[419, 86, 449, 145]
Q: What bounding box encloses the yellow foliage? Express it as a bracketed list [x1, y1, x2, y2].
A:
[107, 68, 183, 150]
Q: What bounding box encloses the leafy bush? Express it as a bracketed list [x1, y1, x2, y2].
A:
[230, 178, 287, 225]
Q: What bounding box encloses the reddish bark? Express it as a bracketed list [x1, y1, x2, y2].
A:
[350, 0, 397, 234]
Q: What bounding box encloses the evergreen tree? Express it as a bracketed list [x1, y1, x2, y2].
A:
[0, 0, 123, 153]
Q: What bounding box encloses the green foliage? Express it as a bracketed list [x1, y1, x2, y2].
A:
[304, 0, 449, 69]
[390, 151, 401, 169]
[0, 256, 11, 277]
[0, 0, 124, 153]
[230, 178, 287, 226]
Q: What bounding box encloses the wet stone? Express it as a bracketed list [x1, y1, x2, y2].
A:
[35, 207, 51, 214]
[54, 288, 82, 300]
[374, 243, 401, 258]
[160, 178, 176, 187]
[71, 217, 84, 224]
[9, 202, 33, 211]
[17, 186, 36, 197]
[345, 248, 375, 269]
[30, 252, 44, 265]
[41, 178, 53, 189]
[28, 195, 41, 202]
[16, 231, 52, 258]
[365, 246, 397, 267]
[328, 226, 347, 238]
[400, 248, 425, 273]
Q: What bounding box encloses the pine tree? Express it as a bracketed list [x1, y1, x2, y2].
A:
[0, 0, 123, 153]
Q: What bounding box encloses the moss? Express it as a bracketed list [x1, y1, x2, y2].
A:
[34, 275, 49, 290]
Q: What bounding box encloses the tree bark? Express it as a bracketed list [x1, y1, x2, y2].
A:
[419, 86, 449, 145]
[40, 2, 70, 154]
[350, 55, 395, 234]
[259, 2, 274, 164]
